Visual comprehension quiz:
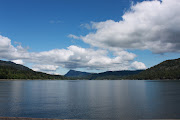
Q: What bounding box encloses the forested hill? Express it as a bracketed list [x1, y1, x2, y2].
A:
[0, 60, 66, 79]
[65, 69, 144, 80]
[129, 58, 180, 80]
[88, 70, 144, 80]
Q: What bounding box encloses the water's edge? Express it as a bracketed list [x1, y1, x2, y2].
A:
[0, 117, 68, 120]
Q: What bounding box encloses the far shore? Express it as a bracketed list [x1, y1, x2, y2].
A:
[0, 79, 63, 81]
[0, 79, 180, 81]
[0, 117, 78, 120]
[1, 117, 180, 120]
[0, 79, 42, 81]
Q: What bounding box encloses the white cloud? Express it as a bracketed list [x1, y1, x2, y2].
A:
[0, 35, 11, 48]
[0, 35, 146, 72]
[29, 45, 139, 71]
[78, 0, 180, 53]
[32, 64, 59, 72]
[131, 61, 147, 70]
[0, 35, 29, 60]
[12, 59, 24, 65]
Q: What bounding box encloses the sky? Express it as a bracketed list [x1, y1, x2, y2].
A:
[0, 0, 180, 75]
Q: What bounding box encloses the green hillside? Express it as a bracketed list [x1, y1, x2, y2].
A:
[88, 70, 144, 80]
[0, 60, 66, 80]
[129, 58, 180, 80]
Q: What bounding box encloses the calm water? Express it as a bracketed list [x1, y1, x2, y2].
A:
[0, 80, 180, 119]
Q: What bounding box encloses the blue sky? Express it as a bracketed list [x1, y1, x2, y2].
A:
[0, 0, 135, 50]
[0, 0, 180, 75]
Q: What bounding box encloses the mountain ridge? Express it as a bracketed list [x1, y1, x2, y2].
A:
[65, 58, 180, 80]
[65, 69, 145, 80]
[1, 58, 180, 80]
[65, 70, 92, 78]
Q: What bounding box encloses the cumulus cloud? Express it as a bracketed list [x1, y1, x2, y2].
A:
[77, 0, 180, 53]
[12, 59, 24, 65]
[0, 35, 146, 72]
[131, 61, 147, 70]
[32, 64, 59, 72]
[0, 35, 29, 60]
[30, 45, 142, 71]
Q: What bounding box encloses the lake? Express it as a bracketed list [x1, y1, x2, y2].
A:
[0, 80, 180, 119]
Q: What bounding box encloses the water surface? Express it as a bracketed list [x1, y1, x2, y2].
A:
[0, 80, 180, 119]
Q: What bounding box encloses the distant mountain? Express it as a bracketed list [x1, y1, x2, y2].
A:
[65, 69, 144, 80]
[129, 58, 180, 80]
[65, 70, 91, 78]
[88, 70, 144, 80]
[0, 60, 66, 80]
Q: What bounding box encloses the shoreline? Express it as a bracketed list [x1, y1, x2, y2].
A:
[0, 117, 74, 120]
[1, 117, 180, 120]
[0, 79, 180, 81]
